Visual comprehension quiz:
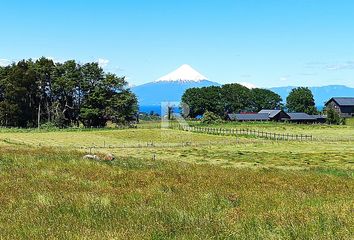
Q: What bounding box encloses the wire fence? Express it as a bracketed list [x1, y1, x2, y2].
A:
[79, 139, 261, 152]
[132, 122, 354, 142]
[1, 137, 263, 151]
[169, 124, 314, 141]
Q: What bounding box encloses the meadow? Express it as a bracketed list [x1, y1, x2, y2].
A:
[0, 122, 353, 239]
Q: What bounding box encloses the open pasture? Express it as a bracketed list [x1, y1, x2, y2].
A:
[0, 128, 239, 148]
[0, 123, 353, 239]
[0, 145, 353, 239]
[0, 125, 353, 171]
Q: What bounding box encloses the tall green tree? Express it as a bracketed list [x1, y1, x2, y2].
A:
[181, 88, 205, 118]
[182, 84, 283, 118]
[79, 64, 137, 127]
[97, 73, 137, 125]
[181, 86, 223, 118]
[79, 63, 108, 127]
[52, 60, 82, 127]
[34, 57, 55, 126]
[0, 57, 138, 128]
[286, 87, 317, 114]
[201, 86, 223, 116]
[250, 88, 282, 112]
[0, 60, 39, 127]
[221, 83, 251, 114]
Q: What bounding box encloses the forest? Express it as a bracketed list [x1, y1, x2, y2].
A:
[0, 57, 138, 128]
[181, 84, 317, 118]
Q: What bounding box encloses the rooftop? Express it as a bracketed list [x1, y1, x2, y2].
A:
[287, 112, 316, 120]
[258, 109, 282, 118]
[228, 113, 269, 121]
[327, 97, 354, 106]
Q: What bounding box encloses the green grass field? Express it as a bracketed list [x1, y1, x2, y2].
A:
[0, 122, 353, 239]
[347, 117, 354, 126]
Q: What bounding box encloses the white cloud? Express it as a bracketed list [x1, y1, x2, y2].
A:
[279, 76, 289, 81]
[299, 72, 317, 76]
[304, 61, 326, 69]
[240, 74, 252, 78]
[128, 82, 136, 88]
[239, 82, 257, 89]
[98, 58, 109, 68]
[45, 56, 65, 63]
[325, 61, 354, 71]
[0, 59, 12, 67]
[305, 60, 354, 71]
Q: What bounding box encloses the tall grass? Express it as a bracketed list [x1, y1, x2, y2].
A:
[0, 146, 353, 239]
[347, 117, 354, 126]
[0, 124, 353, 239]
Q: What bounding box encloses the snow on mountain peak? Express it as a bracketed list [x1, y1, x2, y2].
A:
[155, 64, 208, 82]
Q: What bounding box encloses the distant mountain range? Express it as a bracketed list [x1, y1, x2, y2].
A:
[131, 64, 354, 112]
[270, 85, 354, 108]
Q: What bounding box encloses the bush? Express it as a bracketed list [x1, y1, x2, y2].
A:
[201, 111, 222, 124]
[40, 122, 60, 130]
[340, 117, 346, 125]
[326, 108, 346, 125]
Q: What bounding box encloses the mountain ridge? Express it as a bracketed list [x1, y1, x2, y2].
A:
[132, 83, 354, 109]
[130, 65, 354, 109]
[132, 80, 221, 106]
[270, 85, 354, 107]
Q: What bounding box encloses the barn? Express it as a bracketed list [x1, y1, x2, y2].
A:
[228, 110, 326, 123]
[325, 97, 354, 118]
[287, 113, 319, 123]
[258, 109, 290, 121]
[228, 113, 269, 121]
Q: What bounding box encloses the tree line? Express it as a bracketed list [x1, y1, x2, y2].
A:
[182, 84, 317, 118]
[0, 57, 138, 128]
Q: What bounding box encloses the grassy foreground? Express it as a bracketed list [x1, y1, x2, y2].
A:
[0, 124, 353, 239]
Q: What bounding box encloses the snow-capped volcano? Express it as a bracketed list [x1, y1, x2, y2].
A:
[132, 64, 220, 106]
[155, 64, 208, 82]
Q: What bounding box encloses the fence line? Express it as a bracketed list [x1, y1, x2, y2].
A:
[137, 123, 353, 142]
[79, 139, 256, 150]
[169, 124, 313, 141]
[137, 122, 314, 141]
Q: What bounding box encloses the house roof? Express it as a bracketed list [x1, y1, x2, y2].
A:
[258, 109, 280, 118]
[258, 109, 290, 119]
[311, 114, 327, 119]
[326, 97, 354, 106]
[288, 113, 316, 121]
[228, 113, 269, 121]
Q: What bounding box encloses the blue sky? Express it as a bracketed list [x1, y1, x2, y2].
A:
[1, 0, 354, 87]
